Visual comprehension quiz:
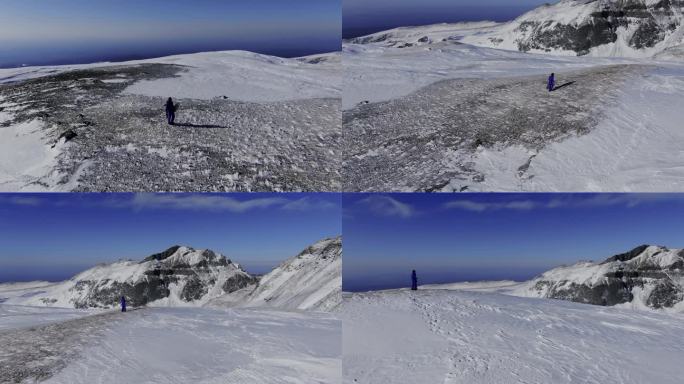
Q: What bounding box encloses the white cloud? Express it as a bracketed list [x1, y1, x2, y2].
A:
[444, 194, 684, 212]
[357, 195, 415, 218]
[444, 199, 536, 212]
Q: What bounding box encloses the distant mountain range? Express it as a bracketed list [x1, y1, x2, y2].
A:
[0, 237, 341, 312]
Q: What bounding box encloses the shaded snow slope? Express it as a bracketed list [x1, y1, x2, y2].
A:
[343, 289, 684, 384]
[212, 237, 342, 311]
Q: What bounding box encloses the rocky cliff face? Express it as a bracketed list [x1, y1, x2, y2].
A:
[467, 0, 684, 56]
[515, 245, 684, 309]
[28, 246, 257, 308]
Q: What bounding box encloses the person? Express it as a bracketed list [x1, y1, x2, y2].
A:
[165, 97, 176, 125]
[547, 73, 555, 92]
[121, 296, 127, 312]
[411, 270, 418, 291]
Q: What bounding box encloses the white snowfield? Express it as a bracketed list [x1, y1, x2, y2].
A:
[0, 50, 341, 103]
[0, 305, 340, 384]
[342, 289, 684, 384]
[41, 307, 341, 384]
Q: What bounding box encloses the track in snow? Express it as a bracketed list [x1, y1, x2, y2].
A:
[342, 289, 684, 384]
[343, 64, 647, 192]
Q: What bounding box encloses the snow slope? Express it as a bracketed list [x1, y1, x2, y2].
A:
[0, 306, 341, 384]
[343, 289, 684, 384]
[213, 237, 342, 311]
[0, 50, 340, 103]
[343, 22, 684, 191]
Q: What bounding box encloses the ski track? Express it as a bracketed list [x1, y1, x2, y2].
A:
[342, 289, 684, 384]
[343, 64, 645, 192]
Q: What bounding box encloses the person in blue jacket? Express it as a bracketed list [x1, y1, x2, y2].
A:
[121, 296, 127, 312]
[411, 270, 418, 291]
[165, 97, 177, 125]
[547, 73, 555, 92]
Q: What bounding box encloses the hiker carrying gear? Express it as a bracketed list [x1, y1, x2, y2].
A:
[411, 270, 418, 291]
[165, 97, 177, 125]
[547, 73, 555, 92]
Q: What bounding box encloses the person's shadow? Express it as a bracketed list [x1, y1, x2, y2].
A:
[551, 81, 576, 91]
[172, 122, 228, 129]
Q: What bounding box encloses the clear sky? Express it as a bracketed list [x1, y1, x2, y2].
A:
[343, 193, 684, 291]
[343, 0, 555, 38]
[0, 193, 341, 282]
[0, 0, 341, 67]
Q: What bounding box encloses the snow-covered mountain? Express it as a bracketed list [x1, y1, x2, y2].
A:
[348, 1, 684, 58]
[513, 244, 684, 311]
[0, 237, 342, 312]
[212, 236, 342, 311]
[465, 0, 684, 57]
[3, 246, 256, 308]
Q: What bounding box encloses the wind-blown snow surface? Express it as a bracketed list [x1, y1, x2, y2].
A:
[0, 50, 341, 192]
[233, 237, 342, 311]
[342, 289, 684, 384]
[343, 26, 684, 191]
[0, 306, 340, 384]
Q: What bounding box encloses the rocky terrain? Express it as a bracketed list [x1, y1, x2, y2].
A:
[513, 244, 684, 310]
[0, 55, 341, 192]
[343, 64, 645, 192]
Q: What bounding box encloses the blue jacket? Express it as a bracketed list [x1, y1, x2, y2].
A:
[547, 74, 555, 91]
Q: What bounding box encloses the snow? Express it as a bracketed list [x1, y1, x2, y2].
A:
[227, 237, 342, 311]
[41, 307, 340, 384]
[0, 304, 93, 331]
[0, 305, 340, 383]
[343, 289, 684, 383]
[469, 65, 684, 192]
[0, 50, 341, 103]
[343, 38, 636, 108]
[0, 118, 62, 191]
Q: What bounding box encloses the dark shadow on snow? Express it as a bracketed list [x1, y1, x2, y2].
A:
[172, 122, 228, 129]
[552, 81, 576, 91]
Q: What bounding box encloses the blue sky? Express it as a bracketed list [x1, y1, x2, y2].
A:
[0, 0, 340, 67]
[343, 0, 554, 38]
[343, 193, 684, 291]
[0, 193, 341, 282]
